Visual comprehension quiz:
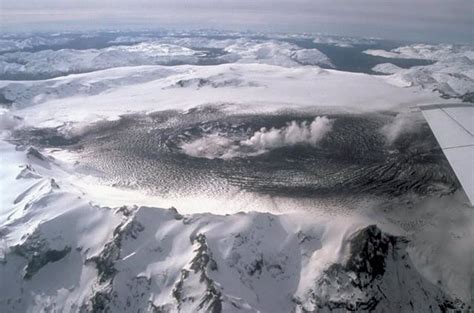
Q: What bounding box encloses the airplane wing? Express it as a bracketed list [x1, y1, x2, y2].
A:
[419, 103, 474, 205]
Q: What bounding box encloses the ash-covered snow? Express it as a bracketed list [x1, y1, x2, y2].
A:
[0, 31, 472, 313]
[0, 142, 470, 312]
[180, 116, 334, 159]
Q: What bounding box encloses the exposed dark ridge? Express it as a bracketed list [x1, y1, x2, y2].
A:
[294, 225, 468, 312]
[172, 233, 222, 313]
[11, 230, 72, 280]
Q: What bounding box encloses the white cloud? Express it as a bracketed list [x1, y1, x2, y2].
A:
[380, 113, 421, 145]
[243, 116, 333, 150]
[181, 116, 334, 159]
[0, 109, 23, 138]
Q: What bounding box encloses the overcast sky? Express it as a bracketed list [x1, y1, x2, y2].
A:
[1, 0, 472, 43]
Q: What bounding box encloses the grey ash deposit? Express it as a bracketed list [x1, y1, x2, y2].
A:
[13, 108, 458, 201]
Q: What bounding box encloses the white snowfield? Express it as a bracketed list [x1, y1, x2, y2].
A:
[368, 43, 474, 97]
[0, 38, 334, 79]
[1, 63, 447, 128]
[0, 141, 471, 312]
[365, 44, 474, 61]
[0, 36, 73, 53]
[0, 36, 473, 312]
[0, 42, 202, 79]
[155, 37, 335, 67]
[220, 40, 334, 68]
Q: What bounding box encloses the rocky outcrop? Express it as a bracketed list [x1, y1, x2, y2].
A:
[294, 225, 467, 313]
[11, 230, 71, 280]
[172, 233, 222, 313]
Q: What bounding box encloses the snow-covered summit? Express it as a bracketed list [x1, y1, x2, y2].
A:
[0, 36, 73, 53]
[0, 42, 202, 80]
[221, 39, 333, 67]
[368, 44, 474, 98]
[0, 142, 469, 312]
[0, 63, 444, 127]
[1, 31, 472, 313]
[365, 43, 474, 61]
[0, 36, 335, 80]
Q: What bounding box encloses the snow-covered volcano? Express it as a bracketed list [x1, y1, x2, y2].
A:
[0, 142, 470, 312]
[0, 30, 472, 312]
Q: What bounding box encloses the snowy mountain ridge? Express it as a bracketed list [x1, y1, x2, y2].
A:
[367, 43, 474, 99]
[0, 63, 447, 129]
[0, 38, 334, 80]
[0, 31, 473, 313]
[0, 142, 468, 312]
[0, 42, 202, 80]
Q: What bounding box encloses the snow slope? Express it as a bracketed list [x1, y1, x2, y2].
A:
[0, 36, 73, 53]
[0, 38, 336, 79]
[220, 40, 333, 67]
[1, 33, 472, 313]
[0, 42, 202, 80]
[367, 44, 474, 98]
[115, 36, 335, 68]
[0, 141, 469, 312]
[1, 63, 447, 128]
[365, 44, 474, 60]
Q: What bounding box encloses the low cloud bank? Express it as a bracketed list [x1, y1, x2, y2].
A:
[181, 116, 334, 159]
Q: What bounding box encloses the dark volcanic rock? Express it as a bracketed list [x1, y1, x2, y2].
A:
[173, 233, 222, 313]
[12, 231, 71, 280]
[346, 224, 395, 286]
[294, 225, 468, 313]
